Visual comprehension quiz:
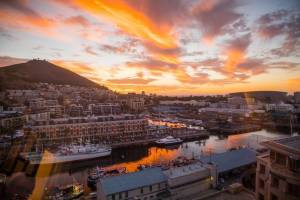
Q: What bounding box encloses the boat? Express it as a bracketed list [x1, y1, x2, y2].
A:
[20, 143, 112, 165]
[44, 183, 84, 200]
[155, 136, 183, 145]
[87, 166, 126, 188]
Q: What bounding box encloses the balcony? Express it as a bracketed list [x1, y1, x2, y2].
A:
[270, 162, 300, 181]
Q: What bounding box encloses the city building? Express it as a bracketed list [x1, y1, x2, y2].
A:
[23, 114, 148, 148]
[256, 136, 300, 200]
[28, 98, 45, 110]
[0, 111, 26, 131]
[26, 112, 50, 122]
[200, 148, 257, 181]
[265, 103, 294, 112]
[67, 104, 84, 117]
[163, 162, 217, 199]
[97, 167, 167, 200]
[46, 105, 64, 118]
[160, 100, 209, 107]
[127, 97, 145, 112]
[88, 103, 121, 116]
[294, 92, 300, 104]
[230, 91, 287, 104]
[97, 163, 217, 200]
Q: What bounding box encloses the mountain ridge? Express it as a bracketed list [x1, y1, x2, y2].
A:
[0, 59, 107, 90]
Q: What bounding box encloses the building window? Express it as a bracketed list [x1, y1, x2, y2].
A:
[258, 193, 264, 200]
[289, 157, 300, 172]
[149, 185, 152, 191]
[271, 193, 278, 200]
[271, 176, 279, 188]
[259, 164, 266, 174]
[275, 153, 286, 166]
[125, 191, 128, 198]
[112, 194, 115, 200]
[270, 150, 275, 161]
[287, 183, 300, 197]
[141, 187, 144, 194]
[259, 179, 265, 189]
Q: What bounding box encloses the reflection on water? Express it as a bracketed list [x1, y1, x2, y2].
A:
[5, 129, 296, 198]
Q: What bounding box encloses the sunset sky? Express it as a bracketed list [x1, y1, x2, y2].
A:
[0, 0, 300, 95]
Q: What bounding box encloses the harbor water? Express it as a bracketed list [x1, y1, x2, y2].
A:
[5, 129, 297, 198]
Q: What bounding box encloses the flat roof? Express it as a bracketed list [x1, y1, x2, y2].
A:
[163, 162, 207, 179]
[200, 148, 256, 173]
[261, 136, 300, 158]
[275, 136, 300, 151]
[99, 167, 166, 195]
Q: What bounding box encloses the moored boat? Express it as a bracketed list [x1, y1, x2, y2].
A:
[155, 136, 183, 146]
[44, 183, 84, 200]
[20, 143, 112, 165]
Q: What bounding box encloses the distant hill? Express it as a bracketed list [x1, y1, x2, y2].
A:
[0, 59, 107, 90]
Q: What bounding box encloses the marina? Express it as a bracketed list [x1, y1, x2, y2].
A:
[20, 143, 112, 165]
[3, 129, 295, 199]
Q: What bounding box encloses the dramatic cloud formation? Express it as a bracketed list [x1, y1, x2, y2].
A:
[0, 0, 300, 94]
[193, 0, 243, 42]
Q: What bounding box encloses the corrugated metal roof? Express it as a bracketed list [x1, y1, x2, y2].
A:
[100, 167, 166, 195]
[200, 148, 256, 173]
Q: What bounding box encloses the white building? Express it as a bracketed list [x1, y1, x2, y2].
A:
[265, 103, 294, 112]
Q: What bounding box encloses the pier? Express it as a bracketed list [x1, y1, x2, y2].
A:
[111, 131, 209, 148]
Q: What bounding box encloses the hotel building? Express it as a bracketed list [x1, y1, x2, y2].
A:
[256, 136, 300, 200]
[23, 114, 148, 148]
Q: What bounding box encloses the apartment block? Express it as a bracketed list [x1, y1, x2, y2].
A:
[256, 136, 300, 200]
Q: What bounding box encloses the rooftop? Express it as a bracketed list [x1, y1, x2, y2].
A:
[261, 136, 300, 158]
[99, 167, 166, 195]
[275, 136, 300, 151]
[163, 162, 208, 179]
[199, 148, 256, 173]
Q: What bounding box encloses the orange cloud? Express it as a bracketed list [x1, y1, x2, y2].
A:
[224, 50, 245, 75]
[74, 0, 176, 49]
[0, 9, 58, 38]
[106, 78, 155, 85]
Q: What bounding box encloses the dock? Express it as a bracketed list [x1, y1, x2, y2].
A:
[111, 131, 209, 148]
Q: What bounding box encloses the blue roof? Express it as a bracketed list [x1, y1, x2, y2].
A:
[100, 167, 166, 195]
[200, 148, 256, 173]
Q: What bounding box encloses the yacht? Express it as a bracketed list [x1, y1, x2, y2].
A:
[155, 136, 183, 145]
[20, 143, 112, 165]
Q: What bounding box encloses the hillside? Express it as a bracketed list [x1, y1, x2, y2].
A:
[0, 59, 107, 90]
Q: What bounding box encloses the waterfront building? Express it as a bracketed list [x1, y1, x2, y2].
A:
[23, 114, 148, 148]
[163, 162, 217, 199]
[97, 163, 217, 200]
[200, 148, 257, 178]
[256, 136, 300, 200]
[97, 167, 167, 200]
